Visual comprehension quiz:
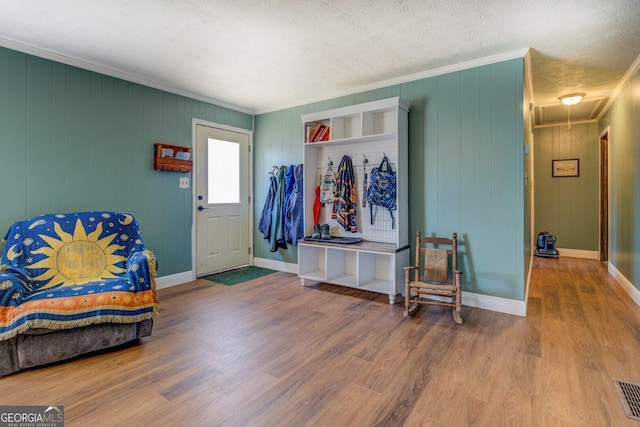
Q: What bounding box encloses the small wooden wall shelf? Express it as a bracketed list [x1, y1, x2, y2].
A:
[153, 143, 192, 172]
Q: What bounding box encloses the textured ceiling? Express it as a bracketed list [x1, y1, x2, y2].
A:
[1, 0, 639, 121]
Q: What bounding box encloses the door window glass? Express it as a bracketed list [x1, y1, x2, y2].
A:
[208, 138, 239, 204]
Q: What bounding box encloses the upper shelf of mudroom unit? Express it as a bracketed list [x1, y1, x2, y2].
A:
[302, 97, 409, 146]
[304, 132, 397, 147]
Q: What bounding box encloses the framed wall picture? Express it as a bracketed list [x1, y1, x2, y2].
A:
[552, 159, 579, 177]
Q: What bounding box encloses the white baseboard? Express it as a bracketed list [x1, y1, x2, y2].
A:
[156, 270, 195, 289]
[256, 257, 525, 316]
[556, 248, 599, 260]
[609, 263, 640, 307]
[462, 292, 527, 317]
[153, 257, 638, 320]
[253, 257, 299, 274]
[155, 260, 526, 316]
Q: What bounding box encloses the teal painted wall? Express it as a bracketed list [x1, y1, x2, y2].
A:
[0, 46, 252, 276]
[255, 59, 527, 301]
[533, 123, 600, 250]
[600, 66, 640, 290]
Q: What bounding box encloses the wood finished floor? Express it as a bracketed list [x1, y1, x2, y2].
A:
[2, 256, 640, 426]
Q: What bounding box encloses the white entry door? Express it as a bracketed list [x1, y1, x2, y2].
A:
[194, 121, 251, 276]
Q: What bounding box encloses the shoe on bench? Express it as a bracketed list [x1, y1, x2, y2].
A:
[321, 224, 331, 240]
[311, 224, 321, 239]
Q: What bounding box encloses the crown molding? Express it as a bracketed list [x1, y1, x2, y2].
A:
[254, 48, 530, 114]
[1, 36, 530, 117]
[597, 51, 640, 121]
[0, 37, 254, 115]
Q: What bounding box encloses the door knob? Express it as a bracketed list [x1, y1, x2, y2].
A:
[197, 206, 209, 211]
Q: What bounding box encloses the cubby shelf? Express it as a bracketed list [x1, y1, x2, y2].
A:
[298, 97, 410, 304]
[304, 132, 397, 147]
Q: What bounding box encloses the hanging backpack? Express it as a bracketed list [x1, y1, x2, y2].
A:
[319, 167, 336, 204]
[366, 155, 396, 228]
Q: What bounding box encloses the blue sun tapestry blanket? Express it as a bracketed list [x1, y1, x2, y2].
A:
[0, 211, 158, 341]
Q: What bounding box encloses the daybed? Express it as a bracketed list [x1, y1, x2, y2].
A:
[0, 211, 158, 376]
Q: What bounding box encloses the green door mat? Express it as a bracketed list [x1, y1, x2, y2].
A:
[203, 266, 277, 286]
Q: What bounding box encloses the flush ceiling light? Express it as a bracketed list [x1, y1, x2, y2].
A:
[559, 93, 586, 106]
[558, 93, 586, 129]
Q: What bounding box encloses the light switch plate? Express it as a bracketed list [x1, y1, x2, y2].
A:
[179, 177, 189, 188]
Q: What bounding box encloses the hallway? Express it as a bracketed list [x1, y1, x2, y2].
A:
[527, 256, 640, 424]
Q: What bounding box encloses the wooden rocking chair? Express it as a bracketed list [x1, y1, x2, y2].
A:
[404, 231, 463, 324]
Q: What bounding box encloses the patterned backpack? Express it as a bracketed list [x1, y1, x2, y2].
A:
[319, 167, 336, 204]
[366, 155, 396, 228]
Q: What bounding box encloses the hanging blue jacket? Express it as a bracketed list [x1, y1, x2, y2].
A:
[258, 175, 277, 239]
[283, 164, 296, 244]
[285, 164, 304, 245]
[269, 166, 287, 252]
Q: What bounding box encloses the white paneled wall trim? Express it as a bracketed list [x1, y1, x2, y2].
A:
[609, 264, 640, 308]
[155, 260, 528, 317]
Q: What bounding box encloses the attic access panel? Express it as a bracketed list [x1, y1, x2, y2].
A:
[535, 97, 605, 127]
